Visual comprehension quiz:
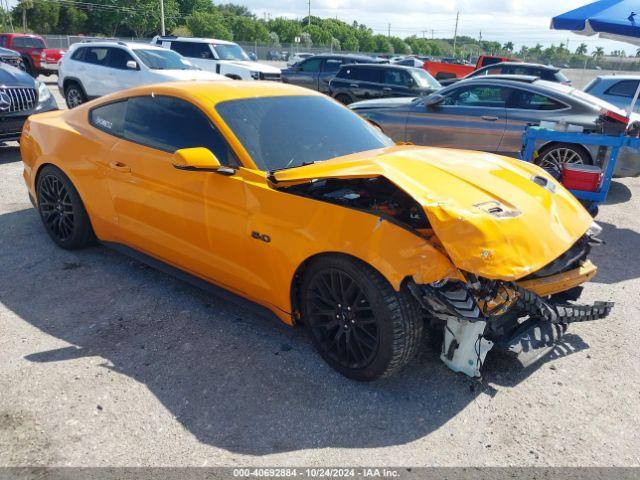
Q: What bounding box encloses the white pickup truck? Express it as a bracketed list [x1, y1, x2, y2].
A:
[152, 36, 281, 81]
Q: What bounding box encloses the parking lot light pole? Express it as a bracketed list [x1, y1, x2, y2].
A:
[160, 0, 165, 36]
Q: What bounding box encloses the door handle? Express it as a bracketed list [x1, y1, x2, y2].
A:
[109, 161, 131, 173]
[383, 87, 392, 91]
[481, 115, 499, 121]
[349, 83, 360, 87]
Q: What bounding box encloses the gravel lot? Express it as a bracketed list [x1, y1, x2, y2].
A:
[0, 77, 639, 467]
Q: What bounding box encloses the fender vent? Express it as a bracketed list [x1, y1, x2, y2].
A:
[474, 201, 521, 218]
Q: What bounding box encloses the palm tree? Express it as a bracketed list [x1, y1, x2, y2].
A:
[503, 41, 514, 52]
[592, 46, 605, 58]
[576, 43, 588, 55]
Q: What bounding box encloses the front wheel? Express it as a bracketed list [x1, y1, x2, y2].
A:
[36, 165, 96, 249]
[301, 255, 423, 381]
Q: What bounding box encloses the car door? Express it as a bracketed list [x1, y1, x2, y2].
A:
[500, 87, 570, 154]
[347, 66, 383, 101]
[103, 47, 139, 93]
[167, 41, 217, 73]
[318, 57, 343, 93]
[93, 95, 252, 291]
[404, 83, 508, 151]
[286, 57, 323, 90]
[80, 46, 111, 96]
[381, 68, 414, 97]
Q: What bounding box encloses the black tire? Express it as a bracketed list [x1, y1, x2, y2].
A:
[536, 143, 592, 178]
[301, 255, 423, 381]
[22, 57, 36, 77]
[64, 82, 87, 109]
[334, 93, 353, 105]
[36, 165, 96, 250]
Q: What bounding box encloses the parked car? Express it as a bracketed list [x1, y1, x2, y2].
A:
[58, 41, 225, 108]
[287, 52, 313, 66]
[439, 62, 571, 86]
[281, 54, 386, 93]
[266, 50, 284, 61]
[584, 75, 640, 112]
[393, 57, 425, 68]
[20, 81, 610, 380]
[350, 76, 640, 177]
[0, 47, 25, 71]
[329, 63, 440, 104]
[424, 55, 516, 81]
[0, 63, 57, 143]
[152, 35, 281, 81]
[0, 33, 65, 77]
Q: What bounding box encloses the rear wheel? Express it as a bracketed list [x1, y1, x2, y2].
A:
[536, 143, 592, 178]
[301, 255, 423, 381]
[65, 82, 86, 109]
[36, 165, 95, 249]
[334, 93, 353, 105]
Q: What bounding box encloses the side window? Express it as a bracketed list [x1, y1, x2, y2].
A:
[107, 48, 135, 69]
[384, 69, 409, 86]
[170, 41, 213, 59]
[89, 100, 127, 137]
[508, 89, 565, 110]
[335, 67, 352, 79]
[354, 68, 381, 82]
[443, 85, 510, 107]
[124, 96, 237, 165]
[323, 58, 342, 72]
[71, 47, 85, 61]
[605, 80, 640, 98]
[83, 47, 109, 66]
[0, 36, 6, 47]
[300, 57, 322, 72]
[12, 37, 27, 48]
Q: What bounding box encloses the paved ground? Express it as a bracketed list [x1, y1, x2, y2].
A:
[0, 78, 639, 467]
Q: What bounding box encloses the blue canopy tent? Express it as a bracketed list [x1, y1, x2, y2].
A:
[552, 0, 640, 111]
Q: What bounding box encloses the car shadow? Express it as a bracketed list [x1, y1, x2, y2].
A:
[588, 220, 640, 285]
[0, 208, 587, 455]
[0, 144, 21, 164]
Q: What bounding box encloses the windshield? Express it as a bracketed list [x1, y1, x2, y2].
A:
[412, 68, 441, 89]
[216, 95, 394, 171]
[134, 49, 197, 70]
[213, 44, 250, 61]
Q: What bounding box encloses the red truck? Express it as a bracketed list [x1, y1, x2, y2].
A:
[0, 33, 66, 77]
[424, 55, 518, 81]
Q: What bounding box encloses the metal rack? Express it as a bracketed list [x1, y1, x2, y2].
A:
[520, 127, 640, 212]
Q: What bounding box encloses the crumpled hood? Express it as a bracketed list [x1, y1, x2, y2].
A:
[273, 146, 593, 281]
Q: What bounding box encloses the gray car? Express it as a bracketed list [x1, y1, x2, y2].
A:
[350, 76, 640, 177]
[584, 75, 640, 113]
[0, 63, 58, 143]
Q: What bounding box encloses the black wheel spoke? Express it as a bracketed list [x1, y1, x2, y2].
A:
[37, 174, 75, 242]
[306, 268, 379, 369]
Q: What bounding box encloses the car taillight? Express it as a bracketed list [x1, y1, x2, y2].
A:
[40, 51, 46, 60]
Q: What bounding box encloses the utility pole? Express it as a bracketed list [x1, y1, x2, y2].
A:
[431, 29, 434, 39]
[307, 0, 311, 26]
[452, 11, 459, 58]
[421, 30, 426, 39]
[159, 0, 165, 36]
[387, 23, 391, 38]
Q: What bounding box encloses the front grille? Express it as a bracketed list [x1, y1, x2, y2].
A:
[0, 87, 37, 114]
[259, 72, 282, 81]
[0, 56, 24, 70]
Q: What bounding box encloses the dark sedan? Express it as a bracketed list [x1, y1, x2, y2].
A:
[329, 63, 441, 104]
[281, 54, 386, 94]
[350, 76, 640, 177]
[0, 63, 58, 143]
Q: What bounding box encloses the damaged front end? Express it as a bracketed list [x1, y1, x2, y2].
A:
[408, 229, 613, 377]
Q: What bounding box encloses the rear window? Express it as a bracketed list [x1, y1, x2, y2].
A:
[605, 80, 640, 98]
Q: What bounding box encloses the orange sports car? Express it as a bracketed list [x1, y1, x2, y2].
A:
[20, 81, 612, 381]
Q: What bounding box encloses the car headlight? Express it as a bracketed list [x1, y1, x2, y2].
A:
[37, 81, 51, 103]
[250, 71, 260, 80]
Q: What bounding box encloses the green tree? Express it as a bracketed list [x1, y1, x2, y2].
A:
[230, 16, 268, 42]
[13, 0, 59, 33]
[266, 17, 300, 43]
[503, 41, 514, 52]
[575, 43, 588, 55]
[55, 6, 87, 34]
[592, 46, 605, 59]
[372, 34, 392, 53]
[186, 10, 232, 40]
[388, 36, 410, 54]
[342, 33, 358, 52]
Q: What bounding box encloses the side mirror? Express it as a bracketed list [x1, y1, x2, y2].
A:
[406, 77, 415, 88]
[173, 147, 234, 175]
[424, 94, 445, 108]
[126, 60, 138, 70]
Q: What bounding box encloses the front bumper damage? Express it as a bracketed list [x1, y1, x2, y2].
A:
[408, 266, 613, 378]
